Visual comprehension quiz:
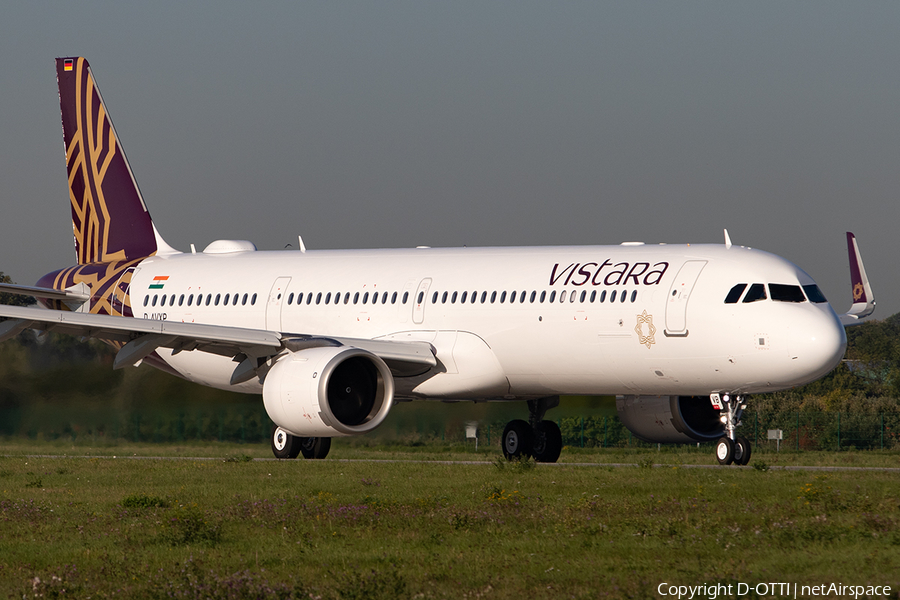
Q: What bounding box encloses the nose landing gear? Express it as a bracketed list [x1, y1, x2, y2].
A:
[501, 397, 562, 463]
[712, 393, 751, 466]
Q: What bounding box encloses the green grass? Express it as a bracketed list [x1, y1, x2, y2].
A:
[1, 443, 899, 598]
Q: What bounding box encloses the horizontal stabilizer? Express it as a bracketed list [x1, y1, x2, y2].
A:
[0, 282, 90, 303]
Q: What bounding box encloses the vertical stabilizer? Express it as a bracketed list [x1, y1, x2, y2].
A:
[839, 232, 875, 325]
[56, 57, 175, 264]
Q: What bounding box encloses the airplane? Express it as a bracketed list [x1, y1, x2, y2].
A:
[0, 57, 875, 466]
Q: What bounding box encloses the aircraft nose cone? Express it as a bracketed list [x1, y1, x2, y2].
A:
[787, 306, 847, 384]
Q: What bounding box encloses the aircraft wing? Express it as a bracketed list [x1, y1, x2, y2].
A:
[0, 304, 436, 379]
[838, 232, 875, 326]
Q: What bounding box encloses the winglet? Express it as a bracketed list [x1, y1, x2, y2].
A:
[839, 232, 875, 326]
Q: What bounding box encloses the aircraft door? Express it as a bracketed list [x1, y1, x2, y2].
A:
[266, 277, 292, 331]
[664, 261, 707, 336]
[111, 267, 137, 317]
[412, 278, 432, 325]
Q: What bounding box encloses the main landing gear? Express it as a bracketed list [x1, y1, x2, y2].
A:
[271, 425, 331, 460]
[711, 393, 752, 466]
[501, 397, 563, 463]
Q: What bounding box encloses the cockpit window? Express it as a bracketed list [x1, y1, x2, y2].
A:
[802, 284, 827, 303]
[724, 284, 747, 304]
[769, 284, 806, 303]
[742, 283, 767, 303]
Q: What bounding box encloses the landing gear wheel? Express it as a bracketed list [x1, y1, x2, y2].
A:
[715, 437, 734, 465]
[299, 437, 332, 459]
[734, 436, 752, 466]
[502, 420, 533, 460]
[532, 421, 562, 463]
[271, 425, 302, 459]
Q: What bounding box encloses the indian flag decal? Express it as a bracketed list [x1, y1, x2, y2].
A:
[149, 275, 169, 290]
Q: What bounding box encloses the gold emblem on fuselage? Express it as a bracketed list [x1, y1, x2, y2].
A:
[635, 310, 656, 349]
[853, 282, 864, 302]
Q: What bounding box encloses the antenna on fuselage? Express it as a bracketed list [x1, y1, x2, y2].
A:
[724, 229, 733, 249]
[298, 235, 307, 253]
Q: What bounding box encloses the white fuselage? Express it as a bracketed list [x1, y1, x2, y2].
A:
[129, 242, 847, 400]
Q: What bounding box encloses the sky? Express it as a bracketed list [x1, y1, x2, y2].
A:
[1, 2, 899, 316]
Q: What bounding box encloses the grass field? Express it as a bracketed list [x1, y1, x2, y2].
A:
[1, 441, 899, 599]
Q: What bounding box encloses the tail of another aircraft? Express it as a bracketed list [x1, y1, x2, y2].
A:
[56, 57, 176, 264]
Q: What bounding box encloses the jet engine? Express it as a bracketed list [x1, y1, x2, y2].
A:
[616, 395, 724, 444]
[263, 346, 394, 437]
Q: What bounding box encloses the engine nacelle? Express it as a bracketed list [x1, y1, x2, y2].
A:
[616, 395, 724, 444]
[263, 346, 394, 437]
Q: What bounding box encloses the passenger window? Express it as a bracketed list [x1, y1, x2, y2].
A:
[559, 291, 567, 302]
[500, 291, 507, 303]
[803, 284, 827, 303]
[519, 291, 526, 303]
[610, 290, 617, 302]
[620, 290, 627, 303]
[460, 291, 467, 304]
[224, 293, 231, 305]
[590, 290, 596, 303]
[540, 291, 546, 303]
[471, 291, 477, 304]
[233, 294, 239, 306]
[371, 292, 378, 305]
[451, 291, 457, 304]
[580, 290, 586, 303]
[381, 292, 388, 304]
[481, 291, 487, 303]
[364, 292, 370, 304]
[769, 284, 806, 303]
[251, 293, 257, 305]
[491, 291, 497, 303]
[391, 292, 398, 304]
[241, 293, 247, 306]
[287, 293, 293, 305]
[724, 284, 747, 304]
[416, 291, 423, 304]
[570, 292, 577, 303]
[599, 290, 606, 303]
[442, 291, 448, 304]
[549, 291, 556, 303]
[215, 294, 221, 306]
[530, 291, 536, 303]
[630, 290, 637, 302]
[742, 283, 767, 303]
[355, 292, 361, 304]
[170, 295, 176, 307]
[179, 294, 185, 307]
[402, 291, 409, 304]
[205, 294, 212, 306]
[431, 292, 437, 304]
[325, 292, 332, 304]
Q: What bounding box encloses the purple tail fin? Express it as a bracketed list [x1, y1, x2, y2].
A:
[57, 57, 161, 264]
